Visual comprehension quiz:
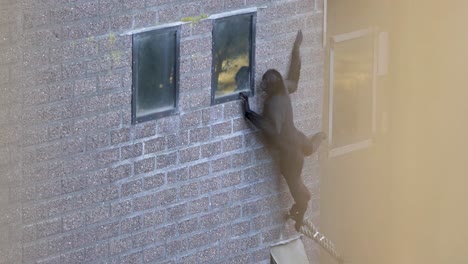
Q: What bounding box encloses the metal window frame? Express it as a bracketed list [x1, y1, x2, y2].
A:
[210, 11, 257, 105]
[131, 25, 181, 125]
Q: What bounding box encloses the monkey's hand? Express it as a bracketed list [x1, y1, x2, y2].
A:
[239, 92, 250, 116]
[295, 30, 303, 47]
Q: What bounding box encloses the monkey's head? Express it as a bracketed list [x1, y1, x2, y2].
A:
[261, 69, 285, 95]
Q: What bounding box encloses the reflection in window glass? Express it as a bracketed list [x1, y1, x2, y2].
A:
[331, 35, 374, 149]
[132, 27, 179, 124]
[212, 13, 256, 104]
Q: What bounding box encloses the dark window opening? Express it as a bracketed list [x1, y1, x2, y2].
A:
[212, 12, 256, 105]
[132, 26, 180, 124]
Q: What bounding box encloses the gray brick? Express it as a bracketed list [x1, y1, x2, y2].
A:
[223, 135, 244, 152]
[111, 199, 132, 217]
[178, 217, 198, 235]
[212, 120, 232, 137]
[135, 121, 157, 139]
[167, 167, 188, 184]
[179, 146, 200, 164]
[63, 211, 85, 231]
[96, 148, 120, 166]
[107, 163, 132, 182]
[156, 151, 177, 169]
[231, 220, 250, 237]
[202, 104, 223, 125]
[201, 141, 222, 158]
[86, 204, 111, 224]
[135, 157, 155, 175]
[62, 174, 88, 193]
[94, 221, 120, 240]
[87, 131, 110, 150]
[143, 245, 165, 263]
[36, 179, 62, 199]
[211, 191, 230, 209]
[134, 10, 157, 28]
[232, 151, 253, 167]
[111, 127, 131, 144]
[179, 88, 210, 111]
[158, 4, 181, 23]
[110, 236, 133, 255]
[85, 242, 109, 262]
[179, 182, 199, 199]
[222, 171, 242, 188]
[110, 13, 133, 31]
[132, 229, 156, 247]
[121, 143, 143, 160]
[145, 136, 166, 154]
[180, 111, 201, 130]
[166, 238, 188, 257]
[99, 71, 122, 90]
[189, 161, 210, 179]
[189, 126, 210, 143]
[224, 0, 245, 9]
[200, 176, 221, 194]
[121, 215, 142, 233]
[49, 121, 73, 141]
[157, 115, 179, 134]
[48, 233, 75, 256]
[75, 77, 97, 96]
[122, 179, 143, 197]
[167, 203, 187, 222]
[143, 173, 165, 190]
[211, 156, 231, 173]
[36, 218, 61, 239]
[223, 101, 243, 119]
[142, 210, 165, 227]
[61, 249, 85, 263]
[181, 36, 211, 56]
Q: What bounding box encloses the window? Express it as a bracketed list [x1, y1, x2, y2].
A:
[132, 26, 180, 124]
[328, 28, 377, 157]
[211, 12, 256, 105]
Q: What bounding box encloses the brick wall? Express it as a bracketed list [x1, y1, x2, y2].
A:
[0, 0, 324, 263]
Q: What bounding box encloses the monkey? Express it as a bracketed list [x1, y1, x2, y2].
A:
[240, 30, 326, 231]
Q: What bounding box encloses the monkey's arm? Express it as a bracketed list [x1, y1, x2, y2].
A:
[240, 93, 280, 138]
[286, 30, 303, 94]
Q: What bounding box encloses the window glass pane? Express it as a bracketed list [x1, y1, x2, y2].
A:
[331, 35, 374, 148]
[212, 13, 255, 103]
[133, 28, 178, 123]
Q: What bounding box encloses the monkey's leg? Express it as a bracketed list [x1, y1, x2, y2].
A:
[300, 131, 326, 156]
[281, 155, 311, 231]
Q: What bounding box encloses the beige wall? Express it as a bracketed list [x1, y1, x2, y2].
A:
[321, 1, 468, 263]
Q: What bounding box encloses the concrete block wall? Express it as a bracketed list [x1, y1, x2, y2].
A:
[0, 0, 324, 263]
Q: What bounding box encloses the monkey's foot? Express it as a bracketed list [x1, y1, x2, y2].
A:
[289, 204, 307, 232]
[309, 132, 327, 151]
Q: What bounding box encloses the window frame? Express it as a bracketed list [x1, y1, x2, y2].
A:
[210, 11, 257, 105]
[327, 28, 378, 158]
[131, 25, 181, 125]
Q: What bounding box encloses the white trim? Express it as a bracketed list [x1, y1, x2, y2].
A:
[328, 48, 335, 146]
[270, 235, 303, 247]
[207, 7, 263, 20]
[323, 0, 327, 47]
[328, 139, 373, 158]
[332, 27, 375, 43]
[121, 21, 186, 36]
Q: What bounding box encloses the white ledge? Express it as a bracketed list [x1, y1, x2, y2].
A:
[207, 6, 265, 20]
[120, 21, 187, 36]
